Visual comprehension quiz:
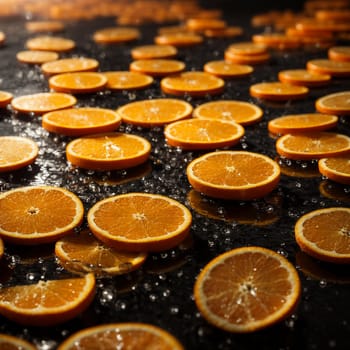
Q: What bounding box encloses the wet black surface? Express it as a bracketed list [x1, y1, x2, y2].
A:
[0, 12, 350, 350]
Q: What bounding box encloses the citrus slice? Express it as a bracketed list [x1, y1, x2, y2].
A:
[194, 246, 301, 333]
[0, 273, 95, 326]
[25, 20, 64, 33]
[204, 26, 243, 38]
[193, 100, 263, 126]
[11, 92, 76, 114]
[16, 50, 59, 64]
[164, 118, 244, 150]
[0, 237, 3, 260]
[66, 132, 151, 170]
[307, 59, 350, 77]
[26, 36, 75, 52]
[250, 82, 309, 101]
[0, 136, 39, 172]
[161, 71, 224, 97]
[87, 192, 192, 252]
[315, 91, 350, 115]
[226, 42, 268, 56]
[131, 44, 177, 59]
[93, 27, 140, 44]
[0, 334, 36, 350]
[295, 207, 350, 263]
[186, 18, 226, 32]
[268, 113, 338, 135]
[203, 60, 253, 78]
[116, 98, 192, 127]
[103, 71, 153, 90]
[318, 156, 350, 184]
[0, 90, 13, 107]
[129, 59, 185, 77]
[41, 57, 99, 75]
[224, 51, 270, 65]
[252, 33, 301, 49]
[0, 185, 84, 245]
[0, 31, 5, 45]
[187, 151, 280, 200]
[42, 107, 122, 136]
[154, 33, 203, 47]
[278, 69, 331, 87]
[316, 9, 350, 21]
[328, 46, 350, 62]
[276, 132, 350, 160]
[55, 229, 147, 276]
[57, 322, 184, 350]
[276, 157, 321, 178]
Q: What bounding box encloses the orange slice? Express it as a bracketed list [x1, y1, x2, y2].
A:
[204, 26, 243, 38]
[307, 59, 350, 77]
[11, 92, 76, 114]
[0, 31, 5, 45]
[315, 91, 350, 115]
[203, 60, 253, 78]
[224, 51, 270, 65]
[0, 273, 95, 326]
[276, 132, 350, 160]
[193, 100, 263, 126]
[154, 33, 203, 47]
[295, 207, 350, 263]
[194, 246, 301, 333]
[0, 90, 13, 107]
[26, 36, 75, 52]
[328, 46, 350, 62]
[278, 69, 331, 87]
[186, 18, 226, 32]
[252, 33, 301, 49]
[131, 44, 177, 59]
[161, 71, 224, 97]
[49, 72, 107, 94]
[316, 9, 350, 21]
[319, 180, 350, 203]
[42, 107, 122, 136]
[0, 237, 3, 259]
[25, 20, 64, 33]
[164, 118, 244, 150]
[318, 156, 350, 185]
[0, 136, 39, 172]
[57, 322, 184, 350]
[103, 71, 153, 90]
[187, 151, 280, 200]
[93, 27, 140, 44]
[0, 334, 36, 350]
[16, 50, 59, 64]
[41, 57, 99, 75]
[66, 132, 151, 170]
[117, 98, 192, 127]
[87, 192, 192, 252]
[268, 113, 338, 135]
[55, 229, 147, 276]
[250, 82, 309, 101]
[226, 42, 268, 56]
[129, 59, 185, 77]
[0, 185, 84, 245]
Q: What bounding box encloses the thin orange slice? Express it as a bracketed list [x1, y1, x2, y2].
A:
[0, 90, 13, 107]
[87, 192, 192, 252]
[16, 50, 59, 64]
[0, 237, 3, 259]
[41, 57, 99, 75]
[93, 27, 140, 44]
[25, 20, 64, 33]
[131, 44, 177, 59]
[194, 246, 301, 333]
[0, 185, 84, 245]
[66, 132, 151, 170]
[307, 59, 350, 77]
[0, 273, 95, 326]
[204, 26, 243, 38]
[252, 33, 301, 49]
[203, 60, 253, 78]
[268, 113, 338, 135]
[42, 107, 121, 136]
[316, 9, 350, 21]
[49, 72, 107, 94]
[164, 118, 244, 150]
[224, 51, 270, 65]
[328, 46, 350, 62]
[57, 322, 184, 350]
[226, 42, 268, 56]
[315, 91, 350, 115]
[103, 71, 153, 90]
[129, 59, 185, 77]
[0, 31, 5, 45]
[0, 136, 39, 172]
[295, 207, 350, 263]
[187, 151, 280, 200]
[193, 100, 263, 126]
[116, 98, 192, 127]
[11, 92, 76, 114]
[278, 69, 331, 87]
[0, 334, 36, 350]
[250, 82, 309, 101]
[318, 156, 350, 184]
[276, 132, 350, 160]
[186, 18, 226, 32]
[154, 33, 203, 47]
[55, 229, 147, 276]
[26, 36, 75, 52]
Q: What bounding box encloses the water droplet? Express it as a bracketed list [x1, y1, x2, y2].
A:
[319, 280, 327, 288]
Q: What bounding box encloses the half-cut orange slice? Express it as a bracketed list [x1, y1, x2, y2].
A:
[318, 156, 350, 185]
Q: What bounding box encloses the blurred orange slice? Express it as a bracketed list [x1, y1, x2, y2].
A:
[250, 82, 309, 101]
[93, 27, 140, 44]
[16, 50, 59, 64]
[41, 57, 99, 75]
[318, 156, 350, 185]
[103, 71, 153, 90]
[278, 69, 331, 87]
[204, 60, 253, 78]
[154, 33, 203, 47]
[307, 59, 350, 77]
[130, 59, 185, 77]
[0, 334, 36, 349]
[131, 44, 177, 59]
[26, 36, 75, 52]
[0, 90, 13, 107]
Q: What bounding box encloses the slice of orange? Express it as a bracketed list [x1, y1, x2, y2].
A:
[226, 42, 268, 56]
[187, 151, 280, 200]
[49, 72, 107, 94]
[203, 60, 253, 78]
[328, 46, 350, 62]
[318, 156, 350, 185]
[16, 50, 59, 64]
[316, 9, 350, 21]
[204, 26, 243, 38]
[295, 207, 350, 263]
[154, 33, 203, 47]
[41, 57, 99, 75]
[164, 118, 244, 150]
[278, 69, 331, 87]
[307, 59, 350, 77]
[0, 185, 84, 245]
[103, 71, 153, 90]
[0, 90, 13, 107]
[252, 33, 301, 49]
[224, 51, 270, 65]
[93, 27, 140, 44]
[55, 229, 147, 276]
[0, 273, 95, 326]
[11, 92, 77, 114]
[0, 31, 5, 45]
[42, 107, 122, 136]
[194, 246, 301, 333]
[116, 98, 192, 127]
[66, 132, 151, 170]
[57, 322, 184, 350]
[87, 192, 192, 252]
[0, 237, 3, 259]
[250, 82, 309, 101]
[25, 20, 64, 33]
[131, 44, 178, 59]
[268, 113, 338, 135]
[129, 59, 185, 77]
[193, 100, 263, 126]
[186, 18, 226, 32]
[0, 136, 39, 172]
[0, 334, 36, 350]
[315, 91, 350, 115]
[276, 132, 350, 160]
[26, 36, 75, 52]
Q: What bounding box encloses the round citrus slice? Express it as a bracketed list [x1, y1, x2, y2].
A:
[224, 51, 270, 65]
[318, 156, 350, 185]
[57, 323, 184, 350]
[26, 36, 75, 52]
[0, 237, 3, 260]
[42, 107, 122, 136]
[278, 69, 331, 87]
[0, 136, 39, 172]
[0, 334, 36, 350]
[186, 18, 226, 32]
[41, 57, 99, 75]
[204, 26, 243, 38]
[16, 50, 59, 64]
[0, 90, 13, 107]
[0, 31, 5, 45]
[131, 44, 177, 59]
[250, 82, 309, 101]
[116, 98, 192, 127]
[87, 193, 192, 252]
[226, 42, 268, 56]
[11, 92, 76, 114]
[193, 100, 263, 126]
[194, 246, 301, 333]
[203, 60, 253, 78]
[154, 33, 203, 47]
[252, 33, 301, 49]
[66, 132, 151, 170]
[0, 273, 95, 326]
[0, 185, 84, 245]
[187, 151, 280, 200]
[276, 132, 350, 160]
[328, 46, 350, 62]
[103, 71, 153, 90]
[93, 27, 140, 44]
[25, 20, 64, 33]
[295, 207, 350, 263]
[307, 59, 350, 77]
[130, 59, 185, 77]
[315, 91, 350, 115]
[164, 118, 244, 150]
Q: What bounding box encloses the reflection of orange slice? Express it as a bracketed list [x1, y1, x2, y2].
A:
[0, 90, 13, 107]
[93, 27, 140, 44]
[250, 82, 309, 101]
[307, 59, 350, 77]
[276, 157, 320, 178]
[204, 60, 253, 78]
[16, 50, 59, 64]
[131, 44, 177, 59]
[41, 57, 99, 75]
[130, 59, 185, 77]
[318, 156, 350, 185]
[26, 36, 75, 52]
[103, 71, 153, 90]
[315, 91, 350, 115]
[278, 69, 331, 87]
[319, 180, 350, 202]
